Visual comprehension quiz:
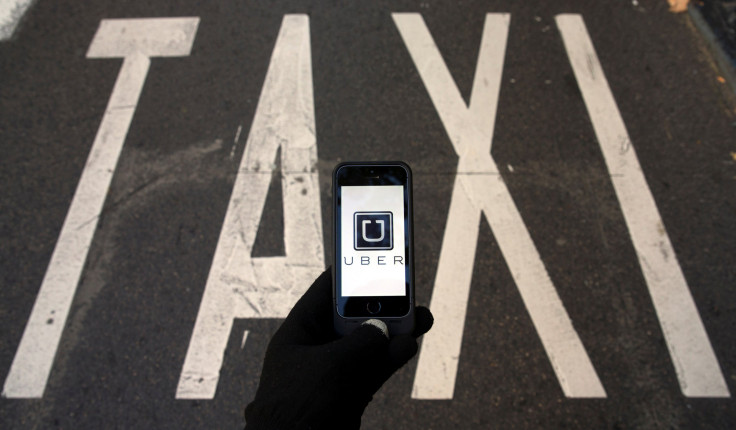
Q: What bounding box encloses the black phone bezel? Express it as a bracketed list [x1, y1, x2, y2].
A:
[333, 162, 414, 319]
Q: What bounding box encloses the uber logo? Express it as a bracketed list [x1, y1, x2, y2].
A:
[354, 212, 393, 250]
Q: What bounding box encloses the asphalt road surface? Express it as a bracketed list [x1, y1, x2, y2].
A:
[2, 0, 735, 428]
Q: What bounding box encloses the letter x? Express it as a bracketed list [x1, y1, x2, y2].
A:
[393, 13, 606, 399]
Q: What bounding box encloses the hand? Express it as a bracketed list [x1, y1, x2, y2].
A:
[244, 269, 433, 430]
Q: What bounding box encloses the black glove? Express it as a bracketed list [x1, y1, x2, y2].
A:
[244, 269, 433, 430]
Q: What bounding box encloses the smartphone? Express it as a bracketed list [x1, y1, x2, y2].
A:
[332, 161, 415, 336]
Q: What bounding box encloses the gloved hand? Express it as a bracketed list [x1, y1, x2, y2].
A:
[244, 269, 433, 430]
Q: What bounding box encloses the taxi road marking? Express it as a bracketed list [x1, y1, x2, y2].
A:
[2, 17, 200, 399]
[394, 13, 606, 399]
[176, 14, 324, 400]
[557, 14, 729, 398]
[0, 0, 35, 40]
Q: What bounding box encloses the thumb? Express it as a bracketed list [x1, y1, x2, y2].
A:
[387, 334, 419, 370]
[332, 319, 390, 366]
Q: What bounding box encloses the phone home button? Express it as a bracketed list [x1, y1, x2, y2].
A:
[366, 301, 381, 315]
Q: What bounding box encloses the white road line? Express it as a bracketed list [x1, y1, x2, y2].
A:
[234, 124, 243, 144]
[231, 125, 242, 159]
[241, 331, 249, 350]
[556, 14, 730, 398]
[176, 15, 324, 400]
[394, 13, 606, 399]
[2, 17, 199, 399]
[0, 0, 34, 40]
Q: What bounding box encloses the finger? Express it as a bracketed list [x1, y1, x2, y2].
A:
[413, 306, 434, 338]
[331, 319, 390, 366]
[387, 335, 418, 369]
[368, 334, 420, 391]
[331, 320, 393, 398]
[381, 308, 434, 377]
[271, 268, 335, 345]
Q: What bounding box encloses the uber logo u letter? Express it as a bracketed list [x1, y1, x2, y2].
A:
[354, 212, 393, 250]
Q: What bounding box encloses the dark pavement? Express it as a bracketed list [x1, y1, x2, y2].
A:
[1, 1, 735, 428]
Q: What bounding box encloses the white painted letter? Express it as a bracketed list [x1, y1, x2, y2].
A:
[176, 15, 324, 399]
[3, 17, 200, 399]
[557, 14, 729, 397]
[0, 0, 35, 40]
[393, 13, 606, 399]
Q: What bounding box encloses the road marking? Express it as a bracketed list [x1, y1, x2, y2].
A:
[230, 125, 242, 159]
[557, 14, 730, 398]
[0, 0, 34, 40]
[394, 13, 606, 399]
[241, 331, 249, 350]
[176, 15, 324, 400]
[2, 17, 199, 399]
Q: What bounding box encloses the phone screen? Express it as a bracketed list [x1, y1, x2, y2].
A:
[339, 185, 406, 297]
[333, 163, 413, 322]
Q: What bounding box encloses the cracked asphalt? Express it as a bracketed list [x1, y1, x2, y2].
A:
[1, 1, 735, 428]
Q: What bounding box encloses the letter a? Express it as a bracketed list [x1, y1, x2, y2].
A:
[176, 15, 323, 399]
